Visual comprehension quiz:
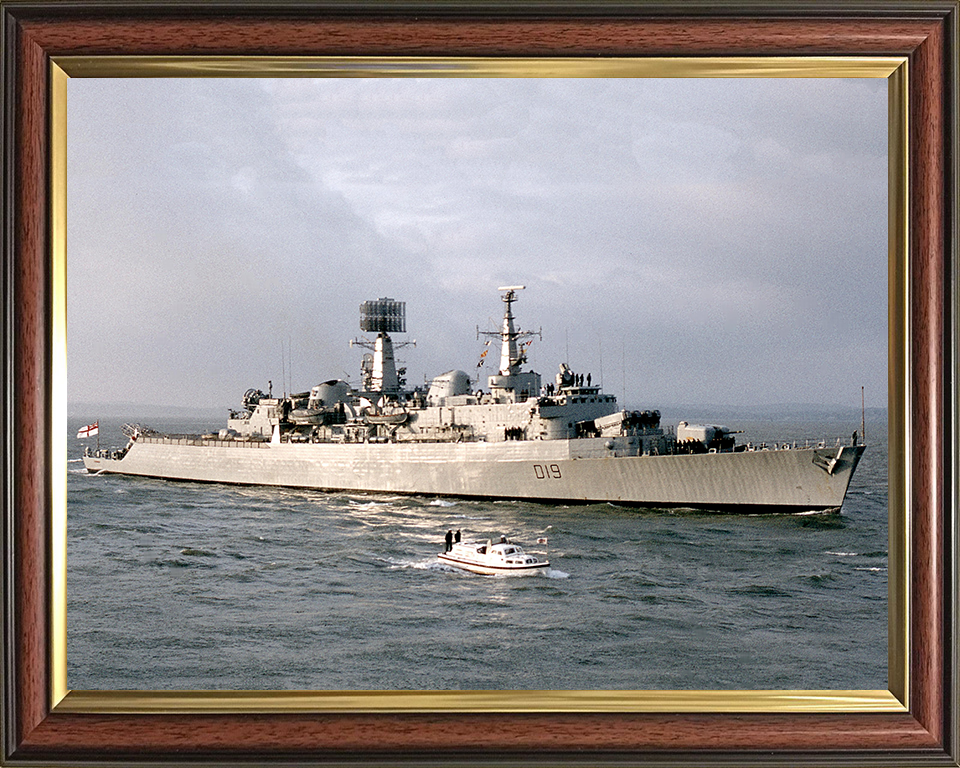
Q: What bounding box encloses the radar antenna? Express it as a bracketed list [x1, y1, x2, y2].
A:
[351, 297, 415, 394]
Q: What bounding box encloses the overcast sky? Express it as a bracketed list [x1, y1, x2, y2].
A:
[67, 77, 887, 412]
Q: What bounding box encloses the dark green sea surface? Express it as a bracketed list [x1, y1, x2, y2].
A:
[67, 413, 888, 691]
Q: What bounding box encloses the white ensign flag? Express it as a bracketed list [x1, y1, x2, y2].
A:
[77, 421, 99, 439]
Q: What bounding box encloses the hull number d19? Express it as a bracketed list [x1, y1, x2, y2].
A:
[533, 464, 562, 479]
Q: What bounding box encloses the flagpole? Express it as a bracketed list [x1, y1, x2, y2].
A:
[860, 387, 867, 445]
[541, 525, 552, 559]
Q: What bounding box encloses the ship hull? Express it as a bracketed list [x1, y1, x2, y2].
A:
[436, 554, 549, 575]
[83, 436, 865, 513]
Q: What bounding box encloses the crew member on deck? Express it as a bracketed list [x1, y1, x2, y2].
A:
[445, 530, 454, 552]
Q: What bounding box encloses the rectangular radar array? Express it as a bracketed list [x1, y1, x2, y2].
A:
[360, 297, 406, 334]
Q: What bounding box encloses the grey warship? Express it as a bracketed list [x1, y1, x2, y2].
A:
[84, 287, 865, 513]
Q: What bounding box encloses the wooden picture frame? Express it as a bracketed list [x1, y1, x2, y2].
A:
[2, 2, 957, 765]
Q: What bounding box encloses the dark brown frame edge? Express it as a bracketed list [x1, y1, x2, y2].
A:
[1, 2, 957, 766]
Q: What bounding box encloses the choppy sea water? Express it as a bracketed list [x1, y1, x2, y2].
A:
[67, 411, 887, 691]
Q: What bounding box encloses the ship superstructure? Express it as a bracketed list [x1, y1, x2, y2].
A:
[83, 287, 865, 513]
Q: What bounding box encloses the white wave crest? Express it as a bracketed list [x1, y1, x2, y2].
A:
[378, 556, 443, 571]
[348, 500, 385, 510]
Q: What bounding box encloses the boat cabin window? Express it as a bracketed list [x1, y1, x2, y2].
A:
[503, 547, 517, 555]
[477, 546, 486, 554]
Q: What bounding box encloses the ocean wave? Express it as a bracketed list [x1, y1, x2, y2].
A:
[180, 548, 217, 557]
[348, 500, 387, 510]
[731, 584, 794, 597]
[149, 557, 216, 569]
[378, 556, 443, 571]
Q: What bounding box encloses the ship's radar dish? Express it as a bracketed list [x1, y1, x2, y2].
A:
[360, 297, 406, 334]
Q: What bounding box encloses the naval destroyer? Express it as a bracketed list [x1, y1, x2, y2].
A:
[83, 287, 865, 512]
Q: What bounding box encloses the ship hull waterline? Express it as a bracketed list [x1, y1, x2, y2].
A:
[83, 436, 865, 514]
[436, 554, 550, 575]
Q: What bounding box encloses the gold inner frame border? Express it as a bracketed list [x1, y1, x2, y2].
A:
[49, 55, 909, 715]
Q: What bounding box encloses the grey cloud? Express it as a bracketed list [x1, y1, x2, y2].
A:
[68, 76, 887, 411]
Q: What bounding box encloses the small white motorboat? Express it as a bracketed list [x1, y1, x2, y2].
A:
[438, 538, 549, 575]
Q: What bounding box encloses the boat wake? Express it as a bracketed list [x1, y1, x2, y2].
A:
[377, 556, 445, 571]
[381, 553, 567, 578]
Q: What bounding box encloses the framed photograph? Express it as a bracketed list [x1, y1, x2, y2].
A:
[2, 2, 956, 765]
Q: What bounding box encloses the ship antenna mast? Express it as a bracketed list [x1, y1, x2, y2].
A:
[477, 285, 541, 375]
[351, 298, 415, 395]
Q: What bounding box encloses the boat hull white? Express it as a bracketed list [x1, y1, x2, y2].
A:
[82, 436, 865, 513]
[436, 553, 549, 575]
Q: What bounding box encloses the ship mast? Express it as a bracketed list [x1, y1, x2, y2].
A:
[479, 285, 541, 374]
[351, 298, 414, 395]
[499, 286, 522, 375]
[477, 286, 543, 404]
